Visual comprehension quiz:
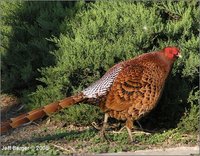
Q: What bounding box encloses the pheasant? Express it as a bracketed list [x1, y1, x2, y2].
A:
[1, 46, 181, 141]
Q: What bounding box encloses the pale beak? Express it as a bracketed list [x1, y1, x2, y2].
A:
[177, 53, 182, 58]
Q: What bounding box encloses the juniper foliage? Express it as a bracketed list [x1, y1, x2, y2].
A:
[1, 1, 83, 94]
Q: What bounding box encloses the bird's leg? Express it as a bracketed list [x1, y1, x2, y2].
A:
[99, 113, 109, 141]
[136, 120, 143, 130]
[125, 118, 134, 143]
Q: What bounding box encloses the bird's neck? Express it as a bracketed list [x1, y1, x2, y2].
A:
[158, 52, 176, 73]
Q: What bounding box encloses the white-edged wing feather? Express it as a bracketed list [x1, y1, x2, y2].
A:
[82, 64, 123, 98]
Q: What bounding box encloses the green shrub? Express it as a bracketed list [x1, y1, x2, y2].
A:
[55, 104, 103, 125]
[1, 1, 83, 94]
[3, 1, 199, 133]
[177, 88, 199, 133]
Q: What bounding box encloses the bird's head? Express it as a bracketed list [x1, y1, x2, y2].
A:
[163, 46, 182, 60]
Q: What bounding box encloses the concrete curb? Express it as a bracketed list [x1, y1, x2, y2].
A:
[97, 146, 199, 155]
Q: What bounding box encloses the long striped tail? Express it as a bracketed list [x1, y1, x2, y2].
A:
[0, 93, 85, 133]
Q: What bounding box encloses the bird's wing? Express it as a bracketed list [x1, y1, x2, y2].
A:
[82, 63, 123, 98]
[105, 63, 164, 114]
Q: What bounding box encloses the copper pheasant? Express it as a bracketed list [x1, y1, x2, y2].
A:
[1, 46, 181, 141]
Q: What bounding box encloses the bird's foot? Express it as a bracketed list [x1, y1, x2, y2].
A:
[132, 130, 151, 135]
[91, 122, 101, 130]
[112, 126, 126, 134]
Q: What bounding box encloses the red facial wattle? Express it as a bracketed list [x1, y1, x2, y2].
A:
[164, 47, 181, 59]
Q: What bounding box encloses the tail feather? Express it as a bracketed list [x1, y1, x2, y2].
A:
[1, 93, 84, 133]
